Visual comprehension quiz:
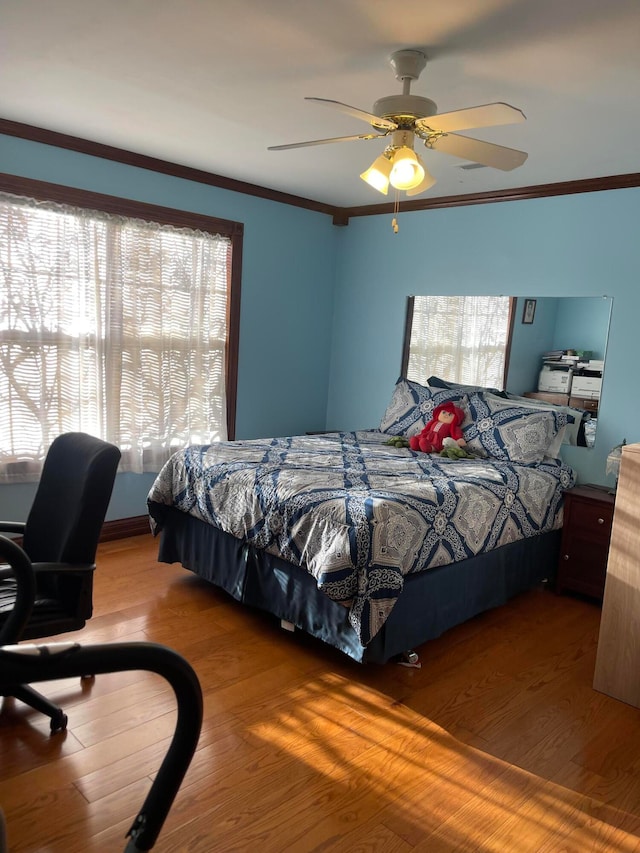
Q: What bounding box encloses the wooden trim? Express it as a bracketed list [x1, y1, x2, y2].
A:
[225, 230, 243, 440]
[339, 172, 640, 220]
[100, 515, 151, 541]
[2, 515, 151, 547]
[0, 172, 243, 235]
[0, 171, 242, 442]
[400, 295, 415, 378]
[0, 118, 342, 219]
[2, 118, 639, 226]
[502, 297, 516, 389]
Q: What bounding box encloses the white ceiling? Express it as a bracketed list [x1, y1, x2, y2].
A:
[2, 0, 639, 208]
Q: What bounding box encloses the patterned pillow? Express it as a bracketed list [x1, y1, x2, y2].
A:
[503, 392, 584, 447]
[463, 392, 574, 464]
[427, 375, 507, 397]
[379, 378, 468, 437]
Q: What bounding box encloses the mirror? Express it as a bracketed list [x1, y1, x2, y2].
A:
[402, 295, 613, 449]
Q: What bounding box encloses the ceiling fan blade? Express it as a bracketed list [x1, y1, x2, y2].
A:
[415, 102, 526, 134]
[305, 97, 397, 131]
[429, 132, 528, 171]
[268, 133, 385, 151]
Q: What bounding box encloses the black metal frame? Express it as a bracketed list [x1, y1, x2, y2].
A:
[0, 535, 203, 852]
[0, 432, 122, 730]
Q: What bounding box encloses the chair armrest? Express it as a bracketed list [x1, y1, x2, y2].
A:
[32, 562, 97, 575]
[0, 535, 35, 644]
[0, 562, 96, 581]
[0, 521, 26, 535]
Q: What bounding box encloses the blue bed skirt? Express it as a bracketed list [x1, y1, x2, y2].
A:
[152, 505, 560, 664]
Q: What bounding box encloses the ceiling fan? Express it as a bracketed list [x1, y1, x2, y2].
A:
[268, 49, 528, 198]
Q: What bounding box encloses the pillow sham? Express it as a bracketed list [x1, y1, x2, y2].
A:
[503, 392, 585, 447]
[483, 393, 567, 458]
[483, 393, 575, 458]
[427, 375, 508, 398]
[463, 392, 574, 464]
[379, 378, 468, 437]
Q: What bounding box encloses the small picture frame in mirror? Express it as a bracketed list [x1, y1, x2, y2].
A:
[522, 298, 536, 324]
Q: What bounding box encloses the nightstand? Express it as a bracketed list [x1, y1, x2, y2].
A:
[556, 484, 615, 600]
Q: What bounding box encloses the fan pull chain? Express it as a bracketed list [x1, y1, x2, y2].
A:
[392, 189, 400, 233]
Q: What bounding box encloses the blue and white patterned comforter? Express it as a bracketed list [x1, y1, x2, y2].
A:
[147, 431, 576, 646]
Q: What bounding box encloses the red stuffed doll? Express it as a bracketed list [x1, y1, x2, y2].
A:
[409, 401, 466, 454]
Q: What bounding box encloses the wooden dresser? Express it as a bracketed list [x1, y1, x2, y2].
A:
[593, 443, 640, 707]
[568, 395, 599, 415]
[523, 391, 569, 406]
[524, 391, 599, 416]
[556, 484, 614, 600]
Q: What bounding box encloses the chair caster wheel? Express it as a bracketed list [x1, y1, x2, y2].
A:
[50, 712, 68, 733]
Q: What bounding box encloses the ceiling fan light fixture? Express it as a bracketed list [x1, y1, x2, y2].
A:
[389, 147, 425, 190]
[405, 154, 437, 197]
[360, 153, 392, 194]
[269, 50, 528, 205]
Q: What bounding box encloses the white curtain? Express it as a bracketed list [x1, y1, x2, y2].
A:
[0, 192, 230, 482]
[407, 295, 511, 388]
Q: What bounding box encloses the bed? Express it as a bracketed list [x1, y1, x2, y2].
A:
[147, 379, 577, 664]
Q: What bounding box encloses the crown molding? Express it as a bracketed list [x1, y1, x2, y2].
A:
[0, 117, 340, 218]
[340, 172, 640, 219]
[2, 118, 639, 225]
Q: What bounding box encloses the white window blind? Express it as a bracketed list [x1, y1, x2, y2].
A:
[407, 295, 511, 389]
[0, 192, 231, 482]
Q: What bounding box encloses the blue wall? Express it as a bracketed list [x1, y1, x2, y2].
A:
[507, 297, 561, 393]
[552, 296, 610, 360]
[507, 295, 611, 394]
[1, 132, 638, 521]
[0, 134, 338, 520]
[328, 190, 640, 485]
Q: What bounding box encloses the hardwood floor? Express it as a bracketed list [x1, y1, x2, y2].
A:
[2, 534, 640, 852]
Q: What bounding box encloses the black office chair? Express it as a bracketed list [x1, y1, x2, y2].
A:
[0, 534, 203, 852]
[0, 432, 121, 731]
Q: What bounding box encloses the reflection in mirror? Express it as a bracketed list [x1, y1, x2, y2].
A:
[403, 295, 515, 391]
[402, 295, 612, 449]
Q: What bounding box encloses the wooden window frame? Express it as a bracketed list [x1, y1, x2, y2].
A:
[0, 172, 243, 440]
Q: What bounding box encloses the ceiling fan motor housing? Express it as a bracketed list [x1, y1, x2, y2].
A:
[389, 49, 427, 81]
[373, 95, 438, 127]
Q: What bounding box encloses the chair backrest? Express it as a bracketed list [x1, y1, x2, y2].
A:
[21, 433, 121, 564]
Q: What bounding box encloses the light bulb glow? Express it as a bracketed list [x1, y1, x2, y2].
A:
[360, 154, 392, 195]
[405, 155, 437, 197]
[389, 148, 425, 190]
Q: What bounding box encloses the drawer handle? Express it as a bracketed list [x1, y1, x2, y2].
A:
[597, 517, 604, 524]
[563, 554, 569, 560]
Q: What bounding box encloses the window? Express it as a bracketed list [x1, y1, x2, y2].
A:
[403, 295, 514, 389]
[0, 179, 242, 482]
